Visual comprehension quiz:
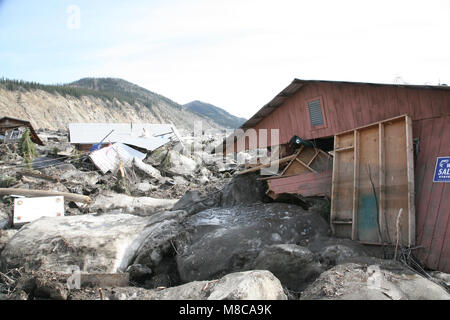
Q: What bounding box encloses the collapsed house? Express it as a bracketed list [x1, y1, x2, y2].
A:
[219, 79, 450, 273]
[0, 116, 44, 145]
[68, 122, 181, 151]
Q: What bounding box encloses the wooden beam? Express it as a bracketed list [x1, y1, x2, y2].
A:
[237, 154, 297, 175]
[295, 158, 317, 173]
[352, 130, 360, 240]
[307, 149, 320, 166]
[405, 115, 416, 247]
[18, 170, 60, 183]
[280, 145, 304, 176]
[330, 136, 338, 235]
[378, 123, 386, 242]
[0, 188, 92, 204]
[334, 146, 354, 152]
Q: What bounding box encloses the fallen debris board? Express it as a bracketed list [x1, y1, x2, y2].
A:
[330, 115, 415, 247]
[266, 170, 332, 198]
[89, 143, 146, 174]
[18, 170, 60, 183]
[13, 196, 64, 225]
[263, 146, 333, 199]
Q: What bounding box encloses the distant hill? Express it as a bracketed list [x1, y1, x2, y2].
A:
[0, 78, 223, 132]
[184, 100, 246, 129]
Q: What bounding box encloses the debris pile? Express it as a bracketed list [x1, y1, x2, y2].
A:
[0, 125, 449, 301]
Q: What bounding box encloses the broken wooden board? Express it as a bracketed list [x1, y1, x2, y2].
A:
[264, 145, 333, 199]
[281, 146, 333, 176]
[266, 170, 332, 198]
[330, 115, 415, 247]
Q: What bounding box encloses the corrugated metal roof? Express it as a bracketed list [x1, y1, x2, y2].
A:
[68, 123, 178, 150]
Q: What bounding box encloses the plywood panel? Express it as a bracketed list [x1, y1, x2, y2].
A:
[357, 125, 380, 243]
[384, 118, 409, 246]
[331, 115, 415, 246]
[332, 148, 354, 222]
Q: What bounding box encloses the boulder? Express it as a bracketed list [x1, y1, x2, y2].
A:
[220, 172, 271, 207]
[430, 271, 450, 290]
[0, 214, 151, 273]
[177, 202, 330, 283]
[126, 264, 153, 283]
[133, 157, 163, 181]
[0, 229, 17, 253]
[167, 150, 198, 176]
[71, 270, 287, 300]
[308, 236, 371, 266]
[300, 260, 450, 300]
[60, 170, 99, 187]
[128, 210, 190, 287]
[253, 244, 324, 291]
[172, 190, 221, 215]
[135, 182, 153, 193]
[0, 210, 11, 230]
[91, 191, 178, 216]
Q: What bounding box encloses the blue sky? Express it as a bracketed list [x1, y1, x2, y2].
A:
[1, 0, 449, 118]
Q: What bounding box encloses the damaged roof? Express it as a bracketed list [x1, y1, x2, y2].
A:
[68, 123, 180, 151]
[0, 116, 44, 145]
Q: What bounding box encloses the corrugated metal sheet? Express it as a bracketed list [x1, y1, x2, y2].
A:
[68, 123, 176, 144]
[69, 123, 178, 150]
[89, 143, 146, 174]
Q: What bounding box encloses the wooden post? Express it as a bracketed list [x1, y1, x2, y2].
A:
[378, 123, 386, 242]
[352, 130, 360, 240]
[330, 136, 338, 235]
[405, 115, 416, 247]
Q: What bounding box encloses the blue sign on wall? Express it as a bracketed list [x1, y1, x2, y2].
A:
[433, 157, 450, 182]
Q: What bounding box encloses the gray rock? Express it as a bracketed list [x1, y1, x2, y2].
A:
[253, 244, 324, 291]
[0, 229, 17, 253]
[126, 264, 153, 282]
[430, 271, 450, 290]
[172, 190, 221, 215]
[135, 182, 152, 193]
[91, 191, 178, 216]
[177, 203, 330, 283]
[308, 236, 371, 266]
[72, 270, 287, 300]
[300, 261, 450, 300]
[0, 214, 151, 273]
[220, 172, 270, 207]
[0, 210, 11, 230]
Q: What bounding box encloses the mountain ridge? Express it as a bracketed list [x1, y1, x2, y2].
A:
[0, 77, 239, 132]
[184, 100, 246, 129]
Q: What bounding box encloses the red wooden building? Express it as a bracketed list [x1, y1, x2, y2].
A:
[224, 79, 450, 273]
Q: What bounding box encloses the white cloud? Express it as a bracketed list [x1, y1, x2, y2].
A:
[82, 0, 449, 118]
